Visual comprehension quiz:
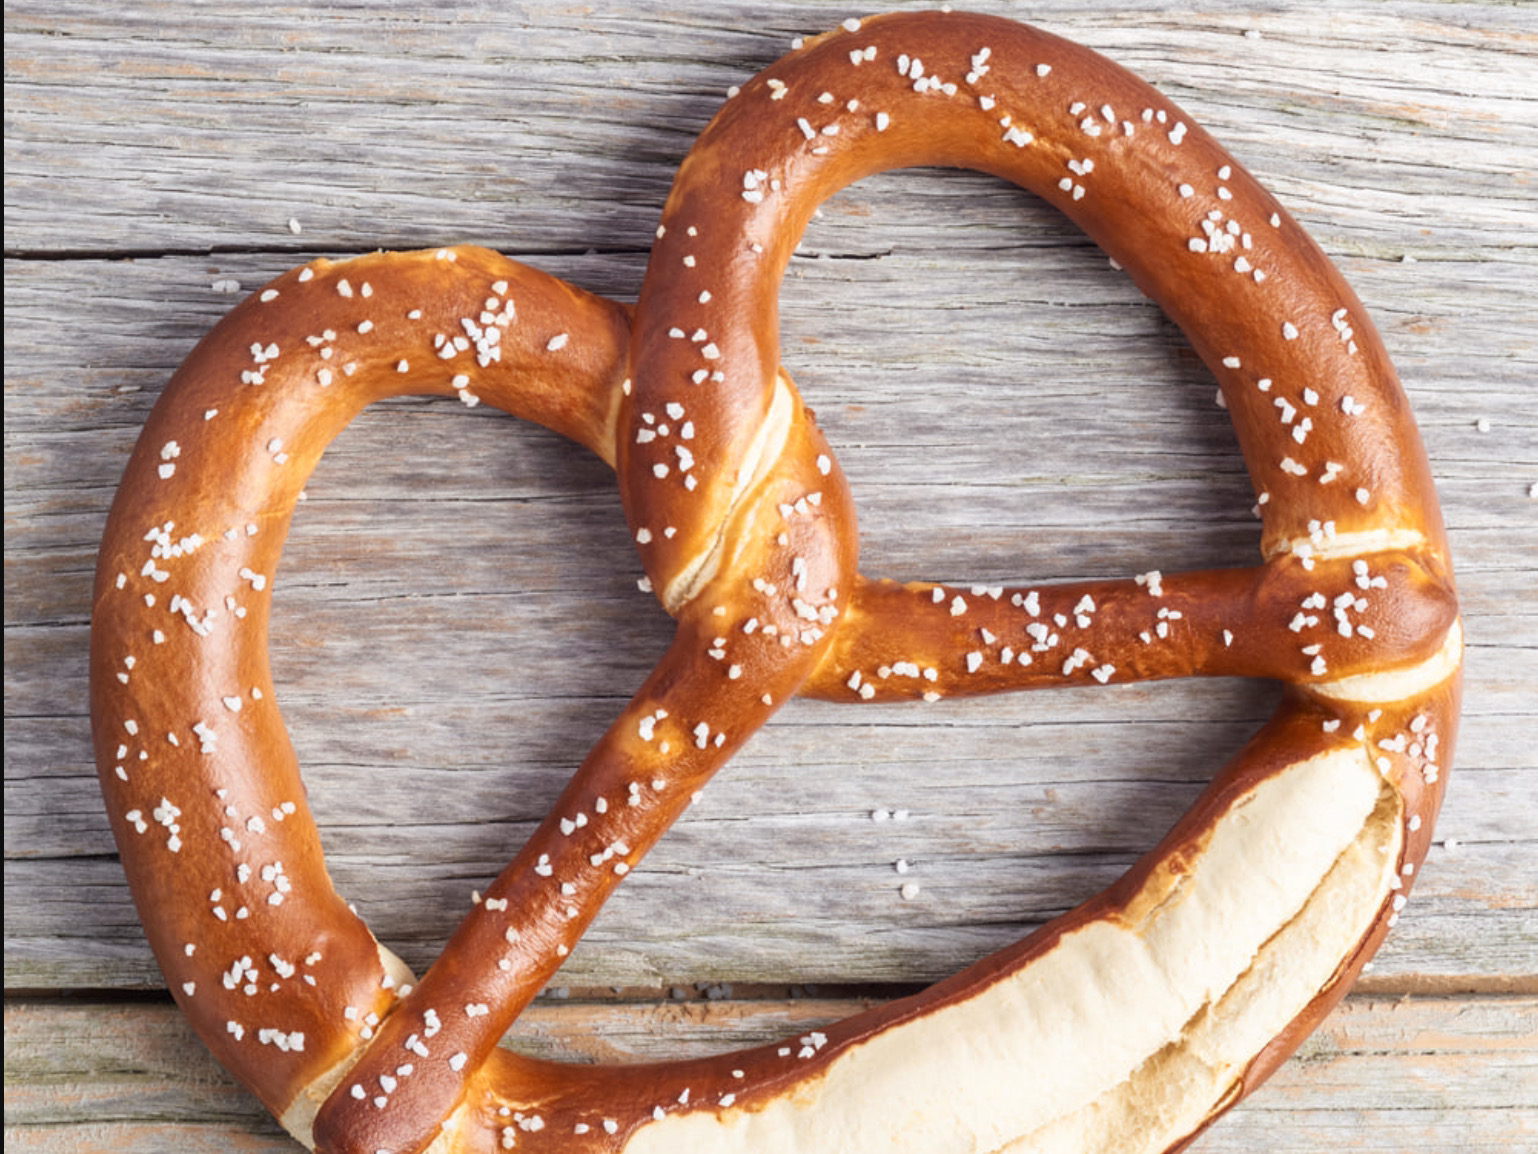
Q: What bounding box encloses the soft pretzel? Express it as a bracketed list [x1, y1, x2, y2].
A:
[91, 11, 1461, 1154]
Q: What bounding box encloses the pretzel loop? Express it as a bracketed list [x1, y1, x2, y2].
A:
[89, 247, 639, 1138]
[92, 11, 1460, 1154]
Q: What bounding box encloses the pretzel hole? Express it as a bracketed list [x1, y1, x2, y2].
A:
[268, 393, 673, 974]
[588, 681, 1273, 1001]
[783, 169, 1257, 582]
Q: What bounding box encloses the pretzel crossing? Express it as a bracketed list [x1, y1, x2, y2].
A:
[90, 12, 1460, 1154]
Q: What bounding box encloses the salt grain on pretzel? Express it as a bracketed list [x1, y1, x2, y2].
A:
[93, 11, 1459, 1154]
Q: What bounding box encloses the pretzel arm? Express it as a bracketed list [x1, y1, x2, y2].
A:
[805, 551, 1458, 700]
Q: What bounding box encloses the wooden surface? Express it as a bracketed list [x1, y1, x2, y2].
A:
[5, 994, 1536, 1152]
[5, 0, 1535, 1149]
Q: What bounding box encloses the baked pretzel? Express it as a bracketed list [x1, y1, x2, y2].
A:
[91, 11, 1461, 1154]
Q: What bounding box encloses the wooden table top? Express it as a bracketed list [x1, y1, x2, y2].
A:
[6, 2, 1535, 1150]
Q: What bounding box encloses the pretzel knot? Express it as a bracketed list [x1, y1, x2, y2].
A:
[92, 11, 1460, 1154]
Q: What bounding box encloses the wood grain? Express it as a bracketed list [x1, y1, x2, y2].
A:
[5, 0, 1536, 1148]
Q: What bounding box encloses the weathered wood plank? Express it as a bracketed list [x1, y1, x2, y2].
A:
[4, 995, 1535, 1151]
[5, 2, 1535, 257]
[6, 832, 1535, 993]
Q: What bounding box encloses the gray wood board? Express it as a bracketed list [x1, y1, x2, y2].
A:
[5, 994, 1536, 1152]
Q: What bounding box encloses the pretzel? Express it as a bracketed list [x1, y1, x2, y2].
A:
[90, 10, 1461, 1154]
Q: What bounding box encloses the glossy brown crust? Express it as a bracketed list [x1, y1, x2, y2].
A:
[90, 11, 1460, 1154]
[804, 555, 1457, 700]
[623, 16, 1448, 588]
